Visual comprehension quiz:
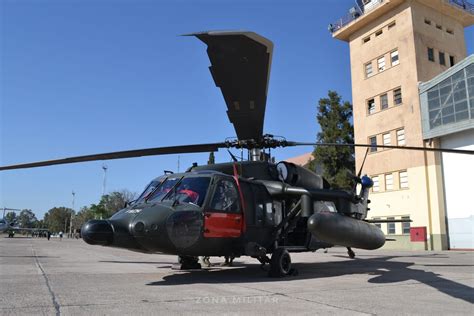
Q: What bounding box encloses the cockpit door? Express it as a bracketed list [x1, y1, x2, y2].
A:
[203, 177, 242, 238]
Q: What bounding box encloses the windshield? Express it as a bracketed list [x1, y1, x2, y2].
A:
[135, 178, 165, 204]
[148, 177, 181, 202]
[161, 177, 211, 207]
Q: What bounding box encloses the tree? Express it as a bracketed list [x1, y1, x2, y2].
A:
[207, 152, 215, 165]
[17, 209, 37, 228]
[44, 207, 74, 233]
[34, 219, 46, 229]
[74, 206, 95, 229]
[90, 190, 137, 219]
[5, 212, 17, 223]
[309, 91, 355, 190]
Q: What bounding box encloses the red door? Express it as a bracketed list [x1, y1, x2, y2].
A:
[203, 212, 242, 238]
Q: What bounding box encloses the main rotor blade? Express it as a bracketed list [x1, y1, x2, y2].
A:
[190, 31, 273, 141]
[0, 143, 227, 171]
[286, 142, 474, 155]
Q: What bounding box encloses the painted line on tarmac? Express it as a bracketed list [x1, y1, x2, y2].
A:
[31, 244, 61, 316]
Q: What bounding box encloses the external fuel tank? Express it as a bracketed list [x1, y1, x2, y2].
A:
[307, 212, 385, 250]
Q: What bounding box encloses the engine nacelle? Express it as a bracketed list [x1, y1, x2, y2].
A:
[276, 161, 323, 190]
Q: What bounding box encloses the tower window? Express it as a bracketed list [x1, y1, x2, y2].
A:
[399, 170, 408, 188]
[424, 19, 431, 25]
[375, 30, 383, 37]
[388, 21, 396, 29]
[368, 98, 376, 114]
[439, 52, 446, 66]
[397, 128, 405, 146]
[450, 55, 455, 67]
[391, 50, 399, 66]
[363, 36, 371, 43]
[402, 216, 411, 234]
[372, 176, 380, 192]
[385, 173, 394, 190]
[387, 217, 396, 234]
[428, 47, 435, 62]
[378, 56, 386, 72]
[394, 88, 403, 105]
[446, 29, 454, 35]
[383, 132, 391, 146]
[436, 24, 442, 30]
[380, 93, 389, 109]
[369, 136, 377, 152]
[365, 62, 373, 78]
[373, 218, 381, 228]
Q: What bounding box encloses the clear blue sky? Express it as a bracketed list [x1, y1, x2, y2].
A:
[1, 0, 473, 219]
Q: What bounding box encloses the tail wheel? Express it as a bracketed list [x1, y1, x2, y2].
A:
[269, 248, 292, 277]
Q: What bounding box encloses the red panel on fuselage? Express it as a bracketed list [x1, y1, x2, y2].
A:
[203, 212, 242, 238]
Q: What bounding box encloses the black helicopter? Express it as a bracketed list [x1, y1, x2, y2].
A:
[1, 31, 473, 277]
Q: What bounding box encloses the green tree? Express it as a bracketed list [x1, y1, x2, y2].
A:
[34, 219, 46, 229]
[17, 209, 37, 228]
[44, 207, 74, 233]
[90, 190, 136, 219]
[309, 91, 355, 189]
[5, 212, 17, 223]
[74, 206, 95, 229]
[207, 152, 215, 165]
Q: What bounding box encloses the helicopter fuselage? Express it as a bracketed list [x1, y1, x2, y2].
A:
[81, 161, 385, 259]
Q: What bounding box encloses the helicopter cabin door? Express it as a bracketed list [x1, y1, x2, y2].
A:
[203, 177, 242, 238]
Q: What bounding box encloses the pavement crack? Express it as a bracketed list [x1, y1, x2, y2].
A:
[31, 245, 61, 316]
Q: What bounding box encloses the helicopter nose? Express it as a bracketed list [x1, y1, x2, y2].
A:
[81, 220, 114, 246]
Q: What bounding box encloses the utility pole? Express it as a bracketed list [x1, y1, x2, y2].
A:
[70, 191, 75, 238]
[102, 164, 108, 197]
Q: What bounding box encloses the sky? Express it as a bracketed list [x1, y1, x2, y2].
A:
[1, 0, 473, 220]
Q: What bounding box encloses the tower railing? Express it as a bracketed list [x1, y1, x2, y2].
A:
[447, 0, 474, 14]
[329, 0, 473, 34]
[329, 0, 384, 34]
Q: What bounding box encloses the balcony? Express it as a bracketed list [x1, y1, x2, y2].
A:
[447, 0, 474, 14]
[329, 0, 384, 34]
[331, 0, 474, 41]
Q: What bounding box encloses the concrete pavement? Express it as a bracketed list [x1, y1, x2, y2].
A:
[0, 236, 473, 315]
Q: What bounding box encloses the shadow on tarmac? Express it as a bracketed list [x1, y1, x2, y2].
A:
[0, 255, 59, 258]
[147, 254, 474, 304]
[99, 260, 173, 265]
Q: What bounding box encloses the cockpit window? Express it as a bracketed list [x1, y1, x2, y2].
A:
[148, 177, 181, 202]
[0, 219, 5, 225]
[135, 178, 164, 204]
[209, 178, 240, 213]
[162, 177, 211, 207]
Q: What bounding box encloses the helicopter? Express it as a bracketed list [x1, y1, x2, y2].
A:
[1, 31, 473, 276]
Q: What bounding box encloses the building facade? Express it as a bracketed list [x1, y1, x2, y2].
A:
[332, 0, 473, 250]
[419, 55, 474, 249]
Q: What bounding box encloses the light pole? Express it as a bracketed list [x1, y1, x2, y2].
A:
[102, 164, 108, 197]
[70, 191, 75, 238]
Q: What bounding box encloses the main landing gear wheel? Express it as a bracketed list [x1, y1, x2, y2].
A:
[269, 248, 292, 277]
[178, 256, 202, 270]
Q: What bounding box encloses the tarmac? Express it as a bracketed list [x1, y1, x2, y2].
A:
[0, 236, 473, 316]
